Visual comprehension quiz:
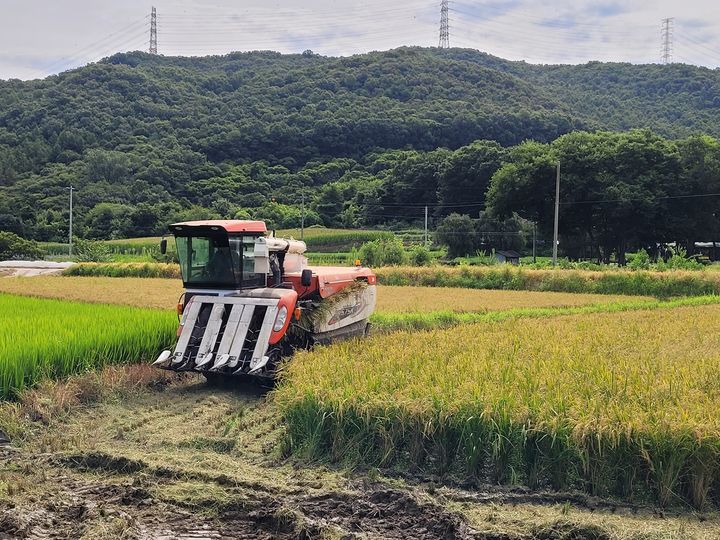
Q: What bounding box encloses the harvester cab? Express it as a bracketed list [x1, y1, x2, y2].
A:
[153, 220, 377, 379]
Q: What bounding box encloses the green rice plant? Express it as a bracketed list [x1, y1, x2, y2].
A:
[275, 302, 720, 508]
[0, 294, 176, 399]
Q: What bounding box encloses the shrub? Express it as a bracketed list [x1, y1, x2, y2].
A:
[0, 231, 45, 261]
[628, 249, 651, 270]
[358, 237, 408, 266]
[666, 246, 703, 270]
[409, 245, 432, 266]
[73, 237, 111, 262]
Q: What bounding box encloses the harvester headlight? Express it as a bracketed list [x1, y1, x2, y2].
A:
[273, 306, 288, 332]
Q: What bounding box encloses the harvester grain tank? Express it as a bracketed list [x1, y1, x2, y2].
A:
[153, 220, 377, 378]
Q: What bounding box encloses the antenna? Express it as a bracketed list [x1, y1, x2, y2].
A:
[439, 0, 450, 48]
[149, 6, 158, 54]
[661, 17, 673, 64]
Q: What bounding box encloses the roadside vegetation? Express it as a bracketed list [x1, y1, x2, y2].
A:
[63, 262, 181, 278]
[376, 265, 720, 297]
[276, 303, 720, 509]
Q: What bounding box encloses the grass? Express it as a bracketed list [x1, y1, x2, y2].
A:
[376, 265, 720, 298]
[275, 302, 720, 508]
[0, 276, 651, 314]
[0, 294, 176, 399]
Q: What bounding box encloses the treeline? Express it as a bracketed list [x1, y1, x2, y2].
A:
[1, 48, 720, 255]
[3, 129, 719, 263]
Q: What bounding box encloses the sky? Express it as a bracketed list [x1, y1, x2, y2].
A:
[1, 0, 719, 80]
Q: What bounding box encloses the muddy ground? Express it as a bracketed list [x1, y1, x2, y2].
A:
[1, 375, 718, 540]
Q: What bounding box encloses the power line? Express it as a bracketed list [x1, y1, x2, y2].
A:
[559, 192, 720, 206]
[41, 16, 149, 75]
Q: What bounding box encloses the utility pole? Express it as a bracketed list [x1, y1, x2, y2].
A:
[532, 222, 536, 263]
[300, 193, 305, 241]
[424, 205, 428, 246]
[439, 0, 450, 49]
[552, 162, 560, 266]
[661, 17, 673, 64]
[68, 185, 75, 257]
[149, 7, 158, 54]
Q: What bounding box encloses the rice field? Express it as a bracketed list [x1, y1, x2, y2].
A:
[0, 294, 176, 399]
[275, 304, 720, 508]
[0, 276, 651, 313]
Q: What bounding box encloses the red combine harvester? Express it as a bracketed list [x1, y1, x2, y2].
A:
[153, 220, 377, 379]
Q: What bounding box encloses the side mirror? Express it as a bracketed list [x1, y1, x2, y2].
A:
[160, 238, 167, 255]
[301, 269, 312, 287]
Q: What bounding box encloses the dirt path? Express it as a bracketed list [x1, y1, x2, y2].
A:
[0, 261, 73, 277]
[2, 375, 719, 539]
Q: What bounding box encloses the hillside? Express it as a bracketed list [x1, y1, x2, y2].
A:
[1, 47, 719, 241]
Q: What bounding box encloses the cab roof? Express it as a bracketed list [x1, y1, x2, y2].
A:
[170, 220, 267, 233]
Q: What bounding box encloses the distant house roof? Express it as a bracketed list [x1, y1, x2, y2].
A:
[496, 250, 521, 258]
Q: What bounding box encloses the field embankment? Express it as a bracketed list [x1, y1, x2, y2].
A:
[376, 266, 720, 297]
[0, 294, 175, 398]
[276, 303, 720, 509]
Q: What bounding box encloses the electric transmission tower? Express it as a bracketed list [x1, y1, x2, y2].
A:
[439, 0, 450, 48]
[149, 6, 158, 54]
[661, 17, 673, 64]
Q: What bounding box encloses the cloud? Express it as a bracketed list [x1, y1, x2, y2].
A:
[1, 0, 720, 79]
[452, 0, 524, 22]
[537, 16, 579, 30]
[585, 3, 626, 17]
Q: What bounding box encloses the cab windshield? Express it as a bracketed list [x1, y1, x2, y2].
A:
[175, 234, 265, 288]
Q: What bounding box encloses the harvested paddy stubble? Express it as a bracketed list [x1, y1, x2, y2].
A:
[0, 294, 176, 399]
[276, 304, 720, 508]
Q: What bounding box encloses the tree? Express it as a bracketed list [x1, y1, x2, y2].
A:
[435, 213, 477, 258]
[83, 203, 134, 239]
[437, 140, 505, 216]
[486, 130, 684, 264]
[0, 231, 45, 261]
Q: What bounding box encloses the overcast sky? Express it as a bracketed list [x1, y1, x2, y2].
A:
[2, 0, 719, 80]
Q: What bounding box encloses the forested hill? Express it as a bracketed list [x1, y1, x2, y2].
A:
[3, 47, 720, 168]
[1, 46, 720, 241]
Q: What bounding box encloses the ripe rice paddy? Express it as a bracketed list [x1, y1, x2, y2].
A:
[0, 294, 176, 399]
[0, 276, 650, 313]
[276, 304, 720, 508]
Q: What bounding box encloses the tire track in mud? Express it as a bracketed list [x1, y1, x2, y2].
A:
[5, 450, 480, 539]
